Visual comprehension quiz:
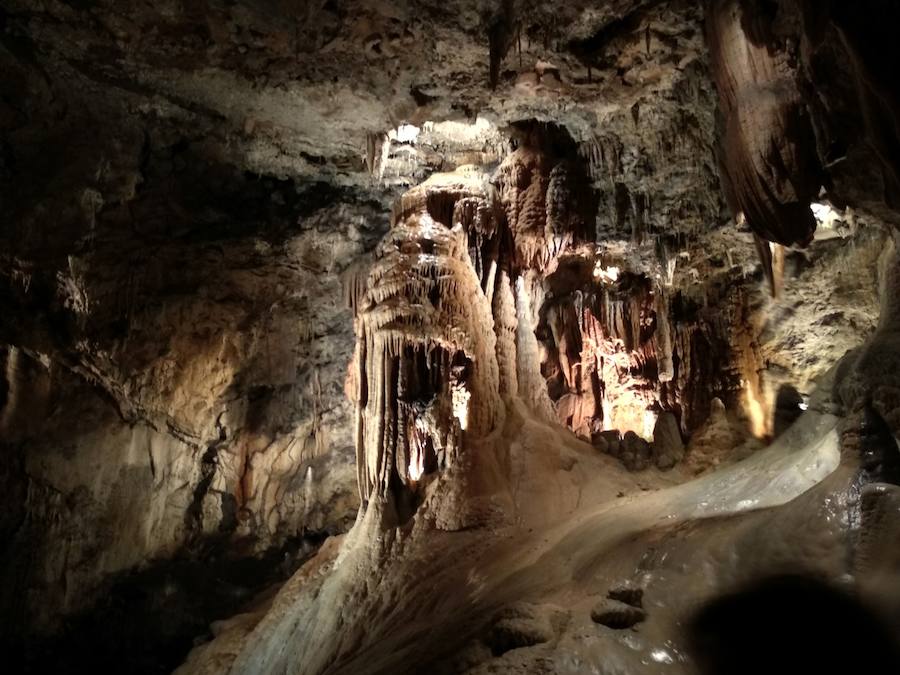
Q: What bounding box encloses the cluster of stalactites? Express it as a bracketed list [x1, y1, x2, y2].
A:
[348, 170, 502, 514]
[537, 264, 757, 443]
[347, 139, 599, 517]
[542, 276, 661, 439]
[493, 144, 595, 274]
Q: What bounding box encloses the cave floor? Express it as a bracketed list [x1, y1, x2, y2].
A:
[179, 402, 850, 675]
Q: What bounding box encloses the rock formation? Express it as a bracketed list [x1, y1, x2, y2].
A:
[705, 0, 823, 248]
[348, 170, 501, 525]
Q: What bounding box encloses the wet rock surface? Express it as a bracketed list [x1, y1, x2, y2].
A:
[590, 598, 647, 629]
[486, 603, 558, 656]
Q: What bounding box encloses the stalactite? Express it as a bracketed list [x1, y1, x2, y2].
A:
[705, 0, 822, 247]
[342, 259, 371, 315]
[655, 289, 674, 383]
[534, 257, 755, 445]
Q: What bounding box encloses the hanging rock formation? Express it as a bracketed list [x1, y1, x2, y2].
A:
[348, 170, 501, 525]
[705, 0, 823, 247]
[706, 0, 900, 240]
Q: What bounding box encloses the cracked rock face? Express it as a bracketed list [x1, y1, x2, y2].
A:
[3, 1, 900, 673]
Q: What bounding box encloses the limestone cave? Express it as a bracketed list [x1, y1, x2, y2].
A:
[3, 1, 900, 673]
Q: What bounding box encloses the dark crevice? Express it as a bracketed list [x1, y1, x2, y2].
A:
[185, 420, 228, 545]
[6, 531, 330, 675]
[488, 0, 518, 89]
[568, 0, 664, 70]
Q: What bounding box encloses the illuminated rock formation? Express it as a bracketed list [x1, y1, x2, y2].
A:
[348, 170, 502, 524]
[345, 126, 774, 535]
[494, 123, 595, 273]
[535, 256, 766, 454]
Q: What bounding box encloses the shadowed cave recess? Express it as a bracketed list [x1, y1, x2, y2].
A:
[3, 0, 900, 673]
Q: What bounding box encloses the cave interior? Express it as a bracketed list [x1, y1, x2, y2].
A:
[3, 0, 900, 673]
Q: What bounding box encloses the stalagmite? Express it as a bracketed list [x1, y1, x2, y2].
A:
[655, 289, 674, 383]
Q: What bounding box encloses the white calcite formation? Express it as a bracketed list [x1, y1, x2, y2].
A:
[347, 170, 501, 524]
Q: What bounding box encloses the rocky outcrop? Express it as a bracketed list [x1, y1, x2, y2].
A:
[494, 122, 595, 273]
[0, 117, 387, 661]
[590, 597, 646, 629]
[0, 188, 381, 641]
[653, 411, 685, 469]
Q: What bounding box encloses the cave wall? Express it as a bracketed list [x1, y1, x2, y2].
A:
[0, 73, 390, 639]
[0, 2, 755, 641]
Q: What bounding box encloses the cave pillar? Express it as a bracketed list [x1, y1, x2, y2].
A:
[349, 170, 502, 523]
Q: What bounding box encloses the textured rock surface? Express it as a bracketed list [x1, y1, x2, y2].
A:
[0, 1, 736, 666]
[590, 598, 647, 629]
[653, 411, 685, 469]
[0, 190, 383, 664]
[704, 0, 900, 241]
[706, 0, 822, 247]
[486, 603, 560, 656]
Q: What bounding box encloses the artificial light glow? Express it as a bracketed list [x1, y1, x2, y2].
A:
[409, 417, 429, 482]
[417, 212, 444, 236]
[408, 452, 424, 482]
[593, 262, 620, 283]
[389, 123, 420, 144]
[451, 384, 470, 431]
[810, 200, 848, 231]
[642, 410, 658, 441]
[650, 649, 674, 665]
[810, 201, 836, 222]
[602, 395, 614, 432]
[664, 258, 676, 287]
[743, 380, 768, 438]
[423, 117, 498, 143]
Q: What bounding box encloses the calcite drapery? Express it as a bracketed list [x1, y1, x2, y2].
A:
[347, 125, 598, 522]
[348, 170, 501, 521]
